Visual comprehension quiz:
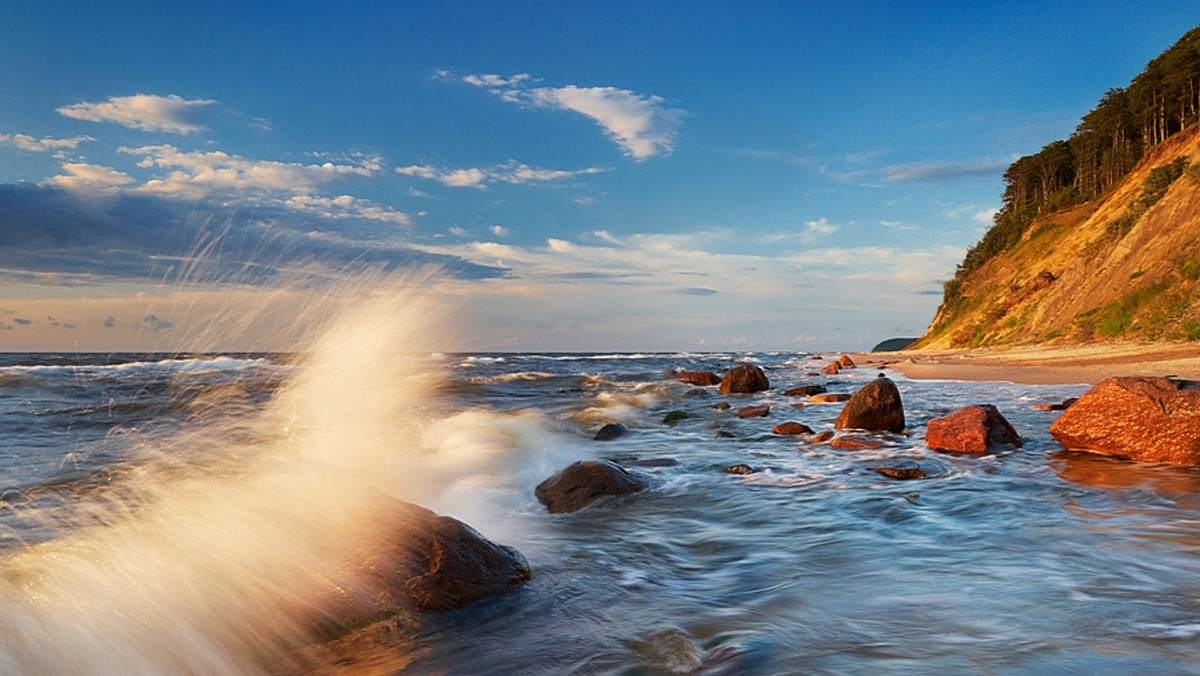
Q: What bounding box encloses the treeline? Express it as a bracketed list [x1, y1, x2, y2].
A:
[945, 25, 1199, 301]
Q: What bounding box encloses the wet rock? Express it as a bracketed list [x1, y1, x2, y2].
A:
[835, 377, 905, 432]
[926, 404, 1021, 454]
[784, 385, 826, 397]
[675, 370, 721, 386]
[811, 430, 835, 443]
[723, 464, 756, 474]
[719, 364, 770, 394]
[683, 388, 709, 397]
[593, 422, 628, 441]
[1032, 398, 1078, 411]
[535, 460, 649, 514]
[772, 421, 814, 435]
[1049, 376, 1200, 465]
[372, 501, 531, 613]
[632, 628, 704, 674]
[838, 355, 856, 369]
[831, 434, 884, 450]
[737, 404, 770, 418]
[822, 362, 840, 375]
[872, 459, 926, 480]
[663, 410, 689, 425]
[810, 393, 851, 403]
[715, 401, 731, 410]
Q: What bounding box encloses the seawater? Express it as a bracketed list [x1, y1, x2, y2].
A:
[4, 346, 1200, 674]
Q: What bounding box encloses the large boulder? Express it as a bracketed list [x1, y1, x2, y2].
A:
[719, 364, 770, 394]
[1049, 376, 1200, 465]
[835, 376, 905, 432]
[676, 370, 721, 386]
[535, 460, 648, 513]
[926, 404, 1021, 454]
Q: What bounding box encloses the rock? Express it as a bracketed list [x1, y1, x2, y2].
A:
[675, 370, 721, 386]
[811, 430, 835, 443]
[593, 422, 628, 441]
[822, 362, 840, 375]
[663, 410, 689, 425]
[621, 457, 680, 468]
[773, 421, 814, 435]
[535, 460, 648, 514]
[831, 434, 883, 450]
[835, 377, 905, 432]
[926, 404, 1021, 454]
[719, 364, 770, 394]
[737, 404, 770, 418]
[837, 355, 856, 368]
[784, 385, 826, 397]
[872, 459, 926, 479]
[1032, 398, 1078, 411]
[715, 401, 731, 410]
[683, 388, 709, 398]
[1049, 376, 1200, 465]
[723, 464, 756, 475]
[810, 393, 852, 403]
[376, 501, 531, 613]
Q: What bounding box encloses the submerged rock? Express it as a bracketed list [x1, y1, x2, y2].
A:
[723, 464, 756, 475]
[831, 434, 884, 450]
[772, 421, 814, 435]
[535, 460, 648, 513]
[835, 377, 905, 432]
[737, 404, 770, 418]
[1032, 398, 1078, 411]
[810, 430, 835, 443]
[783, 385, 826, 397]
[593, 422, 628, 441]
[926, 404, 1021, 454]
[719, 364, 770, 394]
[1049, 376, 1200, 465]
[663, 410, 690, 425]
[872, 459, 927, 480]
[675, 370, 722, 386]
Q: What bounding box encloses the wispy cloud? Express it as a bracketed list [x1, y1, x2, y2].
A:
[45, 162, 135, 190]
[397, 159, 608, 189]
[762, 218, 840, 246]
[57, 94, 222, 135]
[881, 160, 1006, 183]
[0, 133, 93, 152]
[460, 73, 685, 161]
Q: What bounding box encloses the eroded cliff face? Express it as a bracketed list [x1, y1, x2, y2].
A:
[918, 125, 1200, 349]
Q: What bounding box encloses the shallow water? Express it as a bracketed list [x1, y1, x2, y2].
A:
[3, 351, 1200, 674]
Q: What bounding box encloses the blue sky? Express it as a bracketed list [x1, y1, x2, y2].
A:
[0, 2, 1195, 352]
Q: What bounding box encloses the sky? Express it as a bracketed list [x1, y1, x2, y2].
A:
[0, 2, 1195, 353]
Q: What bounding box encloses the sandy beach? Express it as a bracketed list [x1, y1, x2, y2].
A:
[855, 341, 1200, 385]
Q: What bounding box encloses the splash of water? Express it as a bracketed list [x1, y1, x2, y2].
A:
[0, 275, 458, 674]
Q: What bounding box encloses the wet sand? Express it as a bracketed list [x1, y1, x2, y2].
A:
[853, 342, 1200, 386]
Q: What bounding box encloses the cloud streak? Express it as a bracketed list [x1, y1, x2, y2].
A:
[397, 159, 608, 189]
[461, 73, 684, 160]
[57, 94, 222, 135]
[0, 133, 93, 152]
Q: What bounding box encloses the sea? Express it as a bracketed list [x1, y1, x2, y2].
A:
[4, 344, 1200, 674]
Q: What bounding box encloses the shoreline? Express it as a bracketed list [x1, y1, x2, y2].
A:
[853, 342, 1200, 386]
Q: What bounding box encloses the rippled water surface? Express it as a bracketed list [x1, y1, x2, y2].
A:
[4, 351, 1200, 674]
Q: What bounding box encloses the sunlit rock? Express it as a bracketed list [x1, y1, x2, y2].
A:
[926, 404, 1021, 454]
[718, 364, 769, 394]
[835, 376, 906, 432]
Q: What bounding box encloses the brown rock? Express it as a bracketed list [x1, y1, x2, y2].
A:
[837, 355, 856, 368]
[737, 404, 771, 418]
[1032, 398, 1078, 411]
[784, 385, 826, 397]
[535, 460, 648, 513]
[675, 370, 721, 386]
[835, 377, 905, 432]
[926, 404, 1021, 454]
[810, 430, 835, 443]
[593, 422, 628, 441]
[810, 393, 852, 403]
[719, 364, 770, 394]
[723, 464, 756, 475]
[872, 459, 926, 480]
[822, 362, 840, 375]
[831, 434, 882, 450]
[1049, 376, 1200, 465]
[772, 421, 814, 435]
[715, 401, 731, 410]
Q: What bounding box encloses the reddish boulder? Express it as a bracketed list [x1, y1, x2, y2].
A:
[926, 404, 1021, 454]
[1049, 377, 1200, 465]
[719, 364, 770, 394]
[535, 460, 648, 513]
[810, 430, 835, 443]
[835, 377, 906, 432]
[676, 370, 721, 386]
[784, 385, 827, 397]
[772, 421, 814, 435]
[822, 362, 840, 375]
[831, 434, 883, 450]
[837, 355, 856, 369]
[737, 404, 771, 418]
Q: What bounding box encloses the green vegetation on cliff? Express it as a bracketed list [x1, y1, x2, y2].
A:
[924, 25, 1200, 348]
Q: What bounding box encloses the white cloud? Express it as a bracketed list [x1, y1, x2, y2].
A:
[284, 194, 413, 226]
[58, 94, 220, 135]
[490, 225, 509, 237]
[462, 74, 684, 161]
[0, 133, 93, 152]
[397, 159, 607, 189]
[973, 208, 999, 224]
[803, 218, 838, 240]
[45, 162, 135, 190]
[120, 145, 382, 197]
